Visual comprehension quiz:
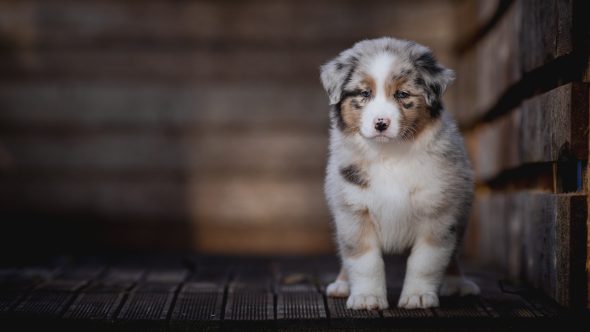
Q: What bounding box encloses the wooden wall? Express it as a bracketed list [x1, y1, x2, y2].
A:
[0, 0, 457, 255]
[454, 0, 589, 308]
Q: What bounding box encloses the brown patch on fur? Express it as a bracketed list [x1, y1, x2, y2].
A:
[342, 208, 376, 258]
[337, 75, 376, 135]
[385, 75, 437, 141]
[338, 99, 362, 134]
[340, 164, 369, 188]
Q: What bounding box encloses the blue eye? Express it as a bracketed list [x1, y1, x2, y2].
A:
[395, 91, 410, 99]
[360, 90, 371, 98]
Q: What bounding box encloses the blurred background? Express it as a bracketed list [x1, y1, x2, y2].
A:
[0, 0, 459, 255]
[0, 1, 588, 309]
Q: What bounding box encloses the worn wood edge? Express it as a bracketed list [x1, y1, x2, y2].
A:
[465, 82, 589, 184]
[455, 0, 587, 129]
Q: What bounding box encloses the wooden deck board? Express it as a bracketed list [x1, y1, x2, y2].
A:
[0, 292, 23, 313]
[277, 291, 327, 320]
[434, 296, 490, 318]
[118, 292, 174, 321]
[63, 292, 124, 320]
[224, 291, 274, 321]
[0, 255, 587, 330]
[13, 291, 75, 318]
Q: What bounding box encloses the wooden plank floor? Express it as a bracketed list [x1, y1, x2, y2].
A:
[0, 255, 588, 331]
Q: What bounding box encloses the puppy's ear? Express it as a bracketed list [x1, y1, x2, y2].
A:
[413, 50, 455, 114]
[320, 53, 357, 105]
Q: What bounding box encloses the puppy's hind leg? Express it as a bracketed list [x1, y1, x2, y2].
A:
[439, 255, 480, 297]
[326, 267, 350, 298]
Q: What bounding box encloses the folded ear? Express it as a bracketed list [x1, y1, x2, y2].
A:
[413, 50, 455, 115]
[320, 52, 357, 105]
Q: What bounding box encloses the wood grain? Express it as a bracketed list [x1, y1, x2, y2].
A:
[472, 192, 587, 307]
[1, 255, 583, 328]
[473, 0, 521, 120]
[454, 0, 575, 127]
[466, 83, 589, 182]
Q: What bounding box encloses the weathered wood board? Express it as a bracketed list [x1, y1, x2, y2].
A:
[473, 192, 587, 307]
[466, 83, 589, 182]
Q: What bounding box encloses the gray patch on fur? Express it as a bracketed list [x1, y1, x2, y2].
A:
[340, 164, 369, 188]
[425, 113, 474, 250]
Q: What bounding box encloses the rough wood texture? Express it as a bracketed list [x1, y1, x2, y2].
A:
[224, 292, 274, 321]
[275, 260, 327, 321]
[276, 292, 326, 320]
[455, 0, 588, 311]
[473, 193, 587, 307]
[117, 292, 175, 324]
[519, 0, 573, 72]
[434, 296, 489, 318]
[454, 0, 575, 126]
[466, 83, 589, 182]
[1, 255, 587, 330]
[472, 0, 521, 121]
[63, 292, 124, 321]
[169, 281, 224, 331]
[12, 292, 74, 318]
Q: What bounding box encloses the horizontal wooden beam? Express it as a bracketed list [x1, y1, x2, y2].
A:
[465, 83, 589, 183]
[454, 0, 576, 127]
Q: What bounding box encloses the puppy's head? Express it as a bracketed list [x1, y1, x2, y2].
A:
[320, 37, 454, 142]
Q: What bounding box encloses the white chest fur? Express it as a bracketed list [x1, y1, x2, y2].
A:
[349, 154, 442, 252]
[327, 127, 449, 253]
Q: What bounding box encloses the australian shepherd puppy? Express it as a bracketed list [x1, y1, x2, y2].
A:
[320, 37, 480, 310]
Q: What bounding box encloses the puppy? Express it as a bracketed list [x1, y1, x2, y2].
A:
[320, 37, 479, 310]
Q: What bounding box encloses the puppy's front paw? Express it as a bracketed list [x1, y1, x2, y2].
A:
[398, 292, 439, 309]
[346, 294, 388, 310]
[440, 276, 480, 296]
[326, 280, 350, 298]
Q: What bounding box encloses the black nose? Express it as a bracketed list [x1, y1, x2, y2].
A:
[375, 119, 389, 132]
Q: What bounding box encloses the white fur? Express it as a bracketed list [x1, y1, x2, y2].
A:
[345, 251, 388, 309]
[360, 53, 401, 139]
[326, 280, 350, 298]
[327, 116, 453, 310]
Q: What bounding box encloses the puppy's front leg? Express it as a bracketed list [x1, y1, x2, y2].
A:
[337, 209, 388, 310]
[398, 232, 454, 309]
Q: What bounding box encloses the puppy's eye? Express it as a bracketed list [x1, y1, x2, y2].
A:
[395, 91, 410, 99]
[360, 90, 371, 98]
